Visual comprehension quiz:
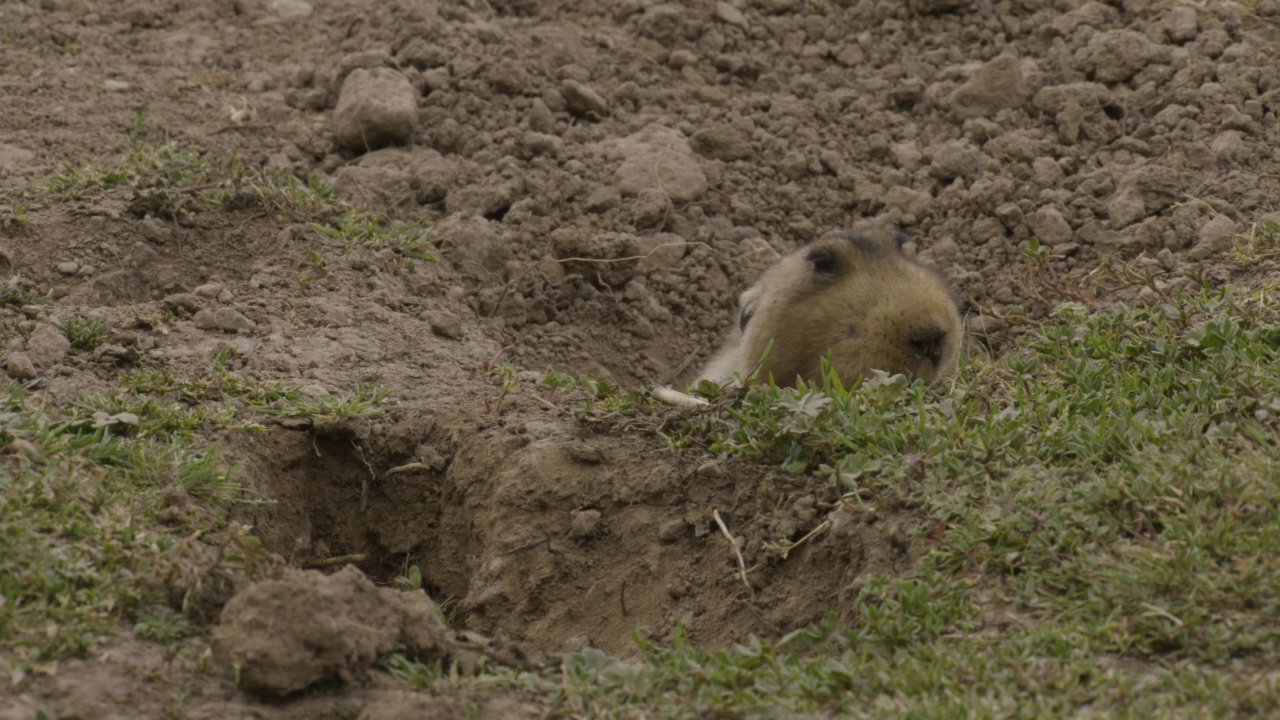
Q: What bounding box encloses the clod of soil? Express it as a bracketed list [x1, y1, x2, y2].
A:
[211, 566, 452, 697]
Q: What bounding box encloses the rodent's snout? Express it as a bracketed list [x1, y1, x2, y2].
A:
[908, 326, 948, 368]
[901, 323, 956, 383]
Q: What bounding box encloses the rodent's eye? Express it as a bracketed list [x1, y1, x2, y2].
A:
[739, 306, 754, 331]
[807, 249, 838, 276]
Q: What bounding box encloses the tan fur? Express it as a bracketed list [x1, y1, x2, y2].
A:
[699, 226, 962, 387]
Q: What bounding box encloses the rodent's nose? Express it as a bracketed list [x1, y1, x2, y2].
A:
[908, 326, 947, 366]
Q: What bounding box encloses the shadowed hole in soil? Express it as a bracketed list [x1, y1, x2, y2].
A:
[235, 412, 922, 656]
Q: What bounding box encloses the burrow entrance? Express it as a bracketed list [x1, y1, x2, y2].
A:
[234, 411, 920, 656]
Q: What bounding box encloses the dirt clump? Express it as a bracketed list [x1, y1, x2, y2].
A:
[211, 565, 453, 696]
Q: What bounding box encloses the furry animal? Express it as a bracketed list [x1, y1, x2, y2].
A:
[699, 226, 962, 387]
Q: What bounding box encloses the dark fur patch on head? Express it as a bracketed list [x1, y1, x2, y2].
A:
[806, 248, 839, 275]
[828, 227, 910, 259]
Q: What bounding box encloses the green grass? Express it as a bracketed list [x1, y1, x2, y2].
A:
[205, 154, 337, 217]
[436, 282, 1280, 717]
[0, 343, 396, 664]
[30, 139, 207, 202]
[0, 129, 440, 268]
[0, 381, 266, 660]
[118, 348, 390, 423]
[60, 316, 113, 353]
[310, 208, 439, 265]
[0, 284, 46, 308]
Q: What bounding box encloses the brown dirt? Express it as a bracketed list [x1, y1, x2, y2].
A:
[2, 0, 1279, 716]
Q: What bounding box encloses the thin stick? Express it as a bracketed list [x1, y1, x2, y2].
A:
[383, 462, 429, 478]
[304, 553, 367, 569]
[713, 509, 754, 600]
[652, 385, 709, 409]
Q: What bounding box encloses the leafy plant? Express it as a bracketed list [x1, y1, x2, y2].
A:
[61, 316, 113, 353]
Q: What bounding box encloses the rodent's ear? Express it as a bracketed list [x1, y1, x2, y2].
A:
[805, 248, 839, 276]
[738, 286, 761, 331]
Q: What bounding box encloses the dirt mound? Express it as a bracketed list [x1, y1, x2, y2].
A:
[2, 0, 1279, 716]
[211, 565, 453, 696]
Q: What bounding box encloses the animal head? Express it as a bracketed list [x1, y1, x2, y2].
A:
[737, 227, 962, 386]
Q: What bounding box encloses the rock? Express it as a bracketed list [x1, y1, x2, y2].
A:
[569, 509, 602, 540]
[1210, 131, 1246, 164]
[139, 218, 172, 244]
[1162, 5, 1198, 44]
[1029, 207, 1073, 247]
[689, 124, 753, 162]
[1051, 2, 1116, 34]
[93, 344, 138, 364]
[1032, 158, 1065, 186]
[527, 98, 555, 133]
[1083, 30, 1158, 84]
[605, 125, 708, 204]
[445, 179, 522, 218]
[56, 261, 80, 275]
[561, 80, 608, 119]
[488, 60, 530, 95]
[1032, 82, 1113, 116]
[1108, 189, 1146, 230]
[995, 202, 1024, 229]
[429, 311, 463, 339]
[538, 256, 567, 285]
[968, 314, 1007, 343]
[658, 518, 688, 543]
[778, 151, 809, 179]
[271, 0, 313, 19]
[519, 132, 564, 159]
[332, 68, 417, 153]
[713, 1, 747, 28]
[397, 38, 449, 70]
[4, 352, 37, 380]
[922, 236, 961, 265]
[26, 324, 70, 368]
[637, 4, 689, 43]
[583, 186, 621, 213]
[928, 140, 981, 180]
[162, 293, 204, 315]
[883, 186, 931, 216]
[103, 79, 130, 92]
[0, 144, 37, 175]
[616, 152, 706, 204]
[891, 143, 923, 172]
[194, 307, 257, 333]
[194, 282, 225, 299]
[947, 55, 1027, 119]
[1187, 215, 1239, 261]
[212, 566, 452, 697]
[335, 50, 390, 89]
[630, 188, 672, 229]
[430, 215, 507, 275]
[1108, 166, 1182, 230]
[332, 165, 416, 209]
